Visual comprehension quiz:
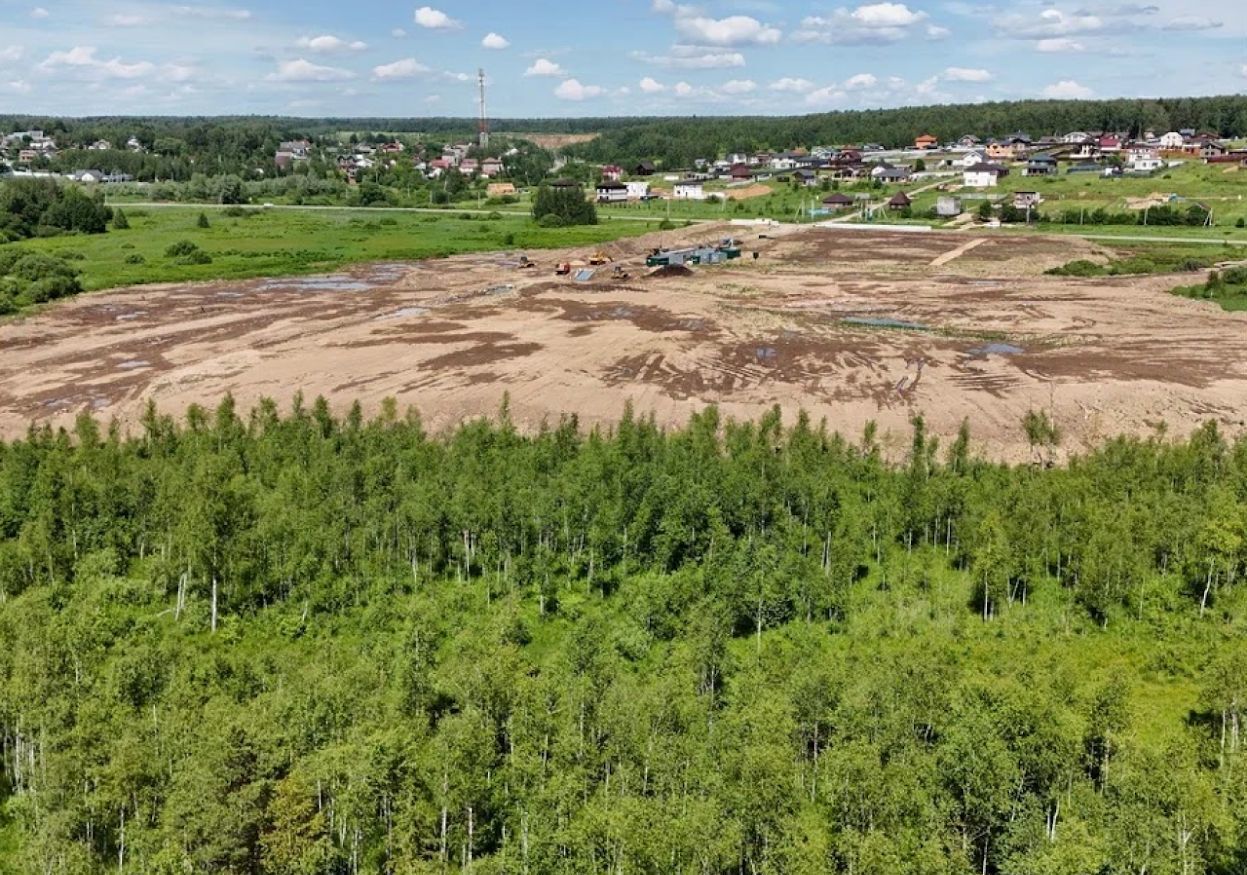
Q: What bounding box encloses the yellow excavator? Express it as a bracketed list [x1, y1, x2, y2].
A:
[588, 251, 613, 266]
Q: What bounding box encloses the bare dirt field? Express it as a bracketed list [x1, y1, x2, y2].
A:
[3, 225, 1246, 460]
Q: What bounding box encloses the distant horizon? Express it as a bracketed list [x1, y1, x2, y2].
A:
[1, 0, 1244, 117]
[3, 92, 1247, 129]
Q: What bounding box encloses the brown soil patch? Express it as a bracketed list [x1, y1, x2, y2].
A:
[2, 223, 1245, 462]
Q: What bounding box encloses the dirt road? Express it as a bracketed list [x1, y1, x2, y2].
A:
[3, 225, 1245, 461]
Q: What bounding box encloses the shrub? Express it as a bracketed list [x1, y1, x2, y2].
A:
[222, 206, 249, 218]
[124, 253, 146, 265]
[197, 212, 211, 229]
[1046, 259, 1104, 277]
[112, 209, 130, 230]
[1237, 217, 1246, 229]
[531, 183, 597, 226]
[503, 232, 515, 246]
[537, 214, 565, 228]
[176, 251, 213, 265]
[165, 240, 200, 258]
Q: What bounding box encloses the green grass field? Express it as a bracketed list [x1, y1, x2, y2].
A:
[11, 207, 656, 292]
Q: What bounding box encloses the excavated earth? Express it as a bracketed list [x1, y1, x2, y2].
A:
[3, 224, 1245, 461]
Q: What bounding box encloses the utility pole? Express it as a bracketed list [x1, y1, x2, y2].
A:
[477, 68, 490, 151]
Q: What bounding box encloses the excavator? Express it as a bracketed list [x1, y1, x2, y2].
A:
[517, 255, 537, 271]
[588, 251, 614, 266]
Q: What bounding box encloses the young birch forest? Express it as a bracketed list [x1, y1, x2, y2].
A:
[0, 398, 1245, 875]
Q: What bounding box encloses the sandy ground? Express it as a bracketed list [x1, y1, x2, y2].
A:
[3, 224, 1246, 461]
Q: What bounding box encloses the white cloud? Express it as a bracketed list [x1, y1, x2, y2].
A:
[851, 2, 926, 27]
[1164, 16, 1222, 31]
[769, 77, 814, 93]
[297, 35, 367, 53]
[40, 46, 156, 79]
[482, 32, 510, 49]
[1036, 37, 1085, 52]
[6, 79, 32, 93]
[173, 5, 252, 20]
[630, 46, 746, 69]
[795, 4, 936, 44]
[674, 14, 781, 45]
[267, 58, 355, 82]
[554, 78, 603, 101]
[1241, 64, 1247, 78]
[843, 72, 878, 90]
[424, 94, 441, 103]
[109, 14, 148, 26]
[943, 66, 992, 82]
[673, 81, 695, 97]
[29, 6, 49, 18]
[994, 9, 1106, 39]
[524, 58, 565, 77]
[720, 78, 756, 94]
[639, 76, 666, 93]
[392, 28, 407, 37]
[806, 85, 846, 106]
[0, 46, 24, 63]
[414, 6, 460, 29]
[371, 58, 431, 80]
[1042, 79, 1093, 99]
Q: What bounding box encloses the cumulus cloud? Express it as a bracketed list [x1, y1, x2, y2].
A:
[674, 15, 781, 45]
[297, 35, 367, 52]
[40, 46, 156, 79]
[794, 3, 937, 45]
[267, 58, 355, 82]
[943, 66, 992, 82]
[173, 5, 252, 20]
[1163, 16, 1222, 31]
[524, 58, 565, 77]
[720, 78, 756, 94]
[630, 45, 745, 69]
[481, 32, 510, 49]
[414, 6, 460, 29]
[372, 58, 431, 80]
[769, 77, 814, 93]
[6, 79, 32, 93]
[29, 6, 49, 18]
[994, 9, 1107, 39]
[1042, 79, 1093, 98]
[392, 28, 407, 37]
[109, 14, 148, 26]
[806, 85, 847, 107]
[639, 76, 666, 93]
[554, 78, 603, 100]
[0, 46, 24, 63]
[843, 72, 878, 90]
[1036, 37, 1085, 52]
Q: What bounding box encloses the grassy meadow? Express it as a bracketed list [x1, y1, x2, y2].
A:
[9, 206, 656, 292]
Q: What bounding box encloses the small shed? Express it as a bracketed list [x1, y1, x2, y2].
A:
[887, 191, 912, 211]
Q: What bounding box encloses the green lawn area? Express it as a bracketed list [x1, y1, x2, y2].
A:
[7, 207, 655, 292]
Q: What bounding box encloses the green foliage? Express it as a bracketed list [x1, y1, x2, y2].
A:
[0, 178, 112, 241]
[0, 249, 82, 309]
[0, 403, 1246, 872]
[197, 212, 211, 229]
[164, 239, 200, 258]
[111, 208, 130, 230]
[532, 183, 598, 226]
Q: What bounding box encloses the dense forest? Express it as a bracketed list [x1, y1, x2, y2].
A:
[6, 93, 1247, 177]
[0, 399, 1245, 873]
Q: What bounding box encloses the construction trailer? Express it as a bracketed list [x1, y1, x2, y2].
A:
[645, 239, 743, 268]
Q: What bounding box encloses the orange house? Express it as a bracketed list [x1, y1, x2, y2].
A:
[915, 133, 939, 150]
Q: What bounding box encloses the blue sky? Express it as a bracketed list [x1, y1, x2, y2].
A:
[1, 0, 1245, 117]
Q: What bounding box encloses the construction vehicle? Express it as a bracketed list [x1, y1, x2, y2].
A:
[611, 265, 631, 280]
[645, 238, 742, 268]
[517, 255, 536, 270]
[554, 262, 572, 276]
[588, 251, 613, 266]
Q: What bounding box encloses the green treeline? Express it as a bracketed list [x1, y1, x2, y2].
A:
[565, 95, 1247, 169]
[1, 399, 1245, 873]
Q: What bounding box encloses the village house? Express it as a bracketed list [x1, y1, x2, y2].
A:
[1126, 147, 1163, 173]
[936, 195, 963, 217]
[486, 182, 517, 198]
[1024, 155, 1059, 176]
[673, 180, 706, 200]
[963, 163, 1009, 187]
[958, 150, 987, 168]
[729, 163, 752, 181]
[1097, 134, 1122, 153]
[601, 164, 623, 182]
[822, 192, 854, 212]
[459, 157, 480, 175]
[595, 181, 628, 203]
[87, 139, 113, 151]
[626, 181, 651, 200]
[126, 136, 144, 152]
[886, 191, 912, 211]
[1012, 191, 1043, 210]
[956, 135, 981, 149]
[872, 165, 911, 184]
[986, 141, 1018, 161]
[914, 133, 939, 150]
[1159, 131, 1184, 150]
[481, 158, 504, 178]
[632, 161, 656, 176]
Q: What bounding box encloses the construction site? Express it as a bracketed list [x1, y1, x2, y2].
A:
[2, 224, 1245, 461]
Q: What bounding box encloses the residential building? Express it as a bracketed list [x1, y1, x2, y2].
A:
[601, 164, 623, 182]
[1159, 131, 1184, 149]
[673, 181, 706, 200]
[963, 163, 1008, 187]
[914, 133, 939, 150]
[886, 191, 912, 211]
[1024, 155, 1058, 176]
[822, 192, 854, 212]
[936, 196, 963, 217]
[1012, 191, 1043, 209]
[596, 181, 628, 203]
[626, 181, 651, 200]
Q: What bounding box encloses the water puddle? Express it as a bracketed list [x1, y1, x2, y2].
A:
[255, 275, 375, 293]
[117, 359, 150, 370]
[967, 343, 1024, 358]
[377, 306, 430, 320]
